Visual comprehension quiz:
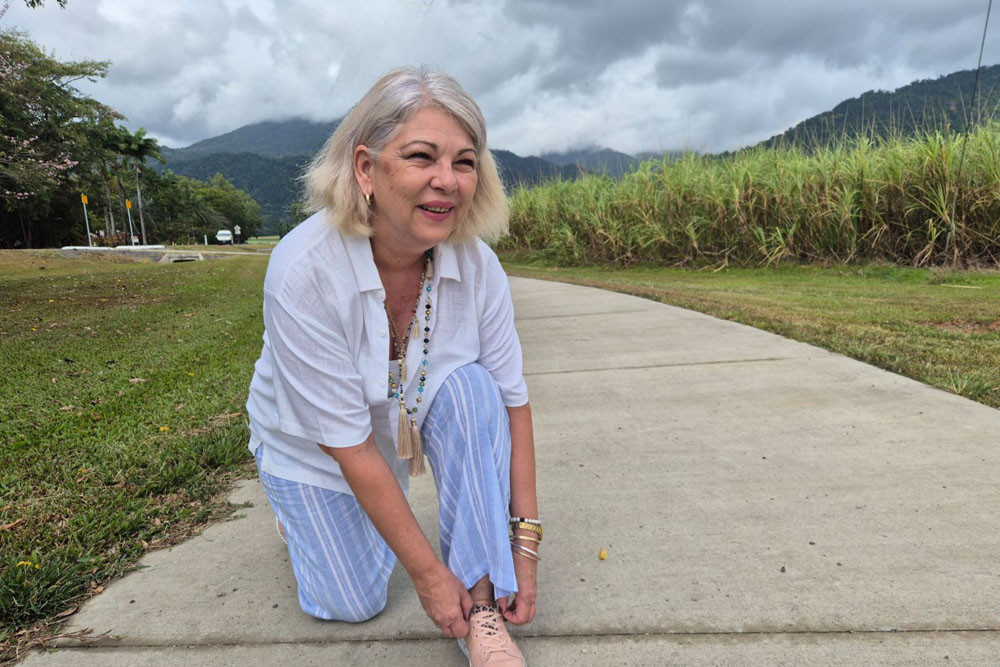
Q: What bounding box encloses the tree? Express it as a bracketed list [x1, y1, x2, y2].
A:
[121, 127, 164, 244]
[0, 29, 111, 247]
[141, 170, 217, 243]
[196, 173, 263, 239]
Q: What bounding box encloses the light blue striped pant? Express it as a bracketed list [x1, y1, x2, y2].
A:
[255, 363, 518, 622]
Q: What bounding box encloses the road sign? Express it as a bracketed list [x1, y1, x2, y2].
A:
[126, 199, 132, 209]
[233, 225, 241, 235]
[81, 194, 92, 247]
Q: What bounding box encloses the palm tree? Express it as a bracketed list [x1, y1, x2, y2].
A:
[122, 128, 165, 245]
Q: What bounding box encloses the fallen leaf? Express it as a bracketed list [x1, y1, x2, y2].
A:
[55, 607, 78, 618]
[1, 518, 25, 531]
[59, 405, 75, 411]
[598, 548, 608, 560]
[95, 586, 104, 594]
[128, 377, 146, 384]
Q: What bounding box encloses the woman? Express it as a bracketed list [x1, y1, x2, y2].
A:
[246, 66, 539, 666]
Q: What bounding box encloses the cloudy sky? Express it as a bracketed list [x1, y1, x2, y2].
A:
[4, 0, 997, 155]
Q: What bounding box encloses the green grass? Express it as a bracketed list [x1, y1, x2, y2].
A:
[0, 250, 267, 659]
[501, 256, 1000, 409]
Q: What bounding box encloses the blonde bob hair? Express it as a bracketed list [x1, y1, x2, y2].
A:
[303, 66, 508, 243]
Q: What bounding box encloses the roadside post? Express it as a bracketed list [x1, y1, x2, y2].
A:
[81, 194, 92, 247]
[125, 199, 137, 245]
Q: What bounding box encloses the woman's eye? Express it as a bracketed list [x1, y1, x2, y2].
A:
[457, 159, 476, 169]
[406, 152, 432, 161]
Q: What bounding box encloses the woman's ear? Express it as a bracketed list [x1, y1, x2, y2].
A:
[353, 145, 374, 196]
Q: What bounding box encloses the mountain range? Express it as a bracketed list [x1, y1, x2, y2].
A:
[763, 63, 1000, 148]
[158, 126, 640, 232]
[157, 63, 999, 234]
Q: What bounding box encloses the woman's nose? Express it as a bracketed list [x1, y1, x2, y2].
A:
[431, 160, 458, 192]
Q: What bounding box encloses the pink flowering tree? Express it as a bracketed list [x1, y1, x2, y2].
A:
[0, 29, 112, 247]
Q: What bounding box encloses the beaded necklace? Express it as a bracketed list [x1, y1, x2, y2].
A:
[384, 249, 433, 476]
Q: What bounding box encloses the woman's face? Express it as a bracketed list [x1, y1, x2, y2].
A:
[360, 105, 478, 254]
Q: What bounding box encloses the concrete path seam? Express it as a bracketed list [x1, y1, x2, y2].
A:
[523, 356, 798, 376]
[516, 308, 655, 321]
[40, 627, 1000, 652]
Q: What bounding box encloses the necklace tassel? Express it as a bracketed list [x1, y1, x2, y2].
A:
[396, 404, 414, 459]
[408, 417, 425, 476]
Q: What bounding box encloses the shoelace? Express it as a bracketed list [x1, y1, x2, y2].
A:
[469, 605, 511, 655]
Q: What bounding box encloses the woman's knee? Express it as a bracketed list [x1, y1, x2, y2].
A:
[425, 363, 510, 463]
[300, 580, 388, 623]
[436, 363, 504, 414]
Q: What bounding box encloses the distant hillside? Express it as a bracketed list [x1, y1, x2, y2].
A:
[764, 64, 1000, 148]
[492, 150, 577, 188]
[162, 152, 308, 230]
[541, 147, 639, 178]
[161, 118, 340, 161]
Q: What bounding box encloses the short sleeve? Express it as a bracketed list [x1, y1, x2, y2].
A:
[477, 254, 529, 407]
[263, 290, 372, 447]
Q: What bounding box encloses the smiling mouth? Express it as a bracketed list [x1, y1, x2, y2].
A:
[418, 205, 453, 214]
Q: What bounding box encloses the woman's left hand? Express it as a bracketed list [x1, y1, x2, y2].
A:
[500, 551, 537, 625]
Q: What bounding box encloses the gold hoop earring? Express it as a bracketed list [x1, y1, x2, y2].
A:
[365, 192, 373, 207]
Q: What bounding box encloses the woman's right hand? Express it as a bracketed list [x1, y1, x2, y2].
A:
[412, 562, 473, 638]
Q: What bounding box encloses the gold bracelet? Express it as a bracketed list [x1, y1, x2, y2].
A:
[511, 533, 541, 544]
[511, 543, 540, 562]
[512, 522, 543, 539]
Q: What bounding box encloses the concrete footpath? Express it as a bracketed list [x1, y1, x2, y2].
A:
[23, 277, 1000, 665]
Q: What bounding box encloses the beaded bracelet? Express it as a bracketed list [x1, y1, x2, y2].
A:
[509, 517, 542, 526]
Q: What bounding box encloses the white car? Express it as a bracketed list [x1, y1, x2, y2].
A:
[215, 230, 233, 244]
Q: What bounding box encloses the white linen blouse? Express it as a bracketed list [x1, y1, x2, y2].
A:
[246, 211, 529, 496]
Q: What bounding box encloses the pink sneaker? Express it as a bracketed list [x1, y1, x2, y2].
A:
[459, 604, 526, 666]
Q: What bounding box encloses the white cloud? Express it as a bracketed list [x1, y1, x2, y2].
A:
[4, 0, 997, 154]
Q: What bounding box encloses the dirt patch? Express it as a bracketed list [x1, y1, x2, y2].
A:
[933, 319, 1000, 333]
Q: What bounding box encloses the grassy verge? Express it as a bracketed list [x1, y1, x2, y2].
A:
[0, 250, 267, 662]
[501, 255, 1000, 409]
[3, 246, 998, 661]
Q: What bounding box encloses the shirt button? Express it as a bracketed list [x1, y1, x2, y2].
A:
[379, 330, 387, 337]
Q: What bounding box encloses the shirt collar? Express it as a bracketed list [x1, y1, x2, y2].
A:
[343, 231, 463, 291]
[434, 241, 461, 283]
[343, 232, 383, 293]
